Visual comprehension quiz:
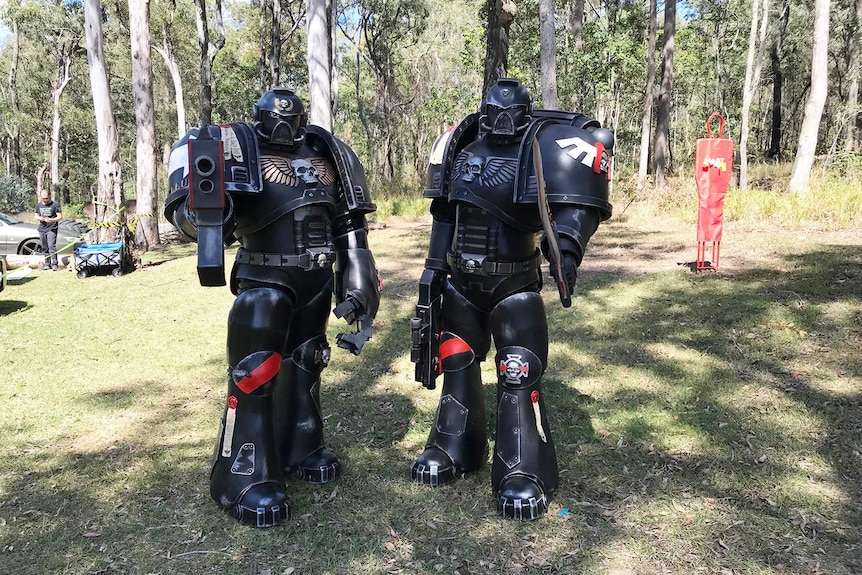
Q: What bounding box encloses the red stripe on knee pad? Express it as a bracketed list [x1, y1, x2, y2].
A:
[440, 336, 471, 360]
[236, 352, 282, 394]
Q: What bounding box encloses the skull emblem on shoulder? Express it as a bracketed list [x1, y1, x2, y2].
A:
[462, 154, 486, 183]
[291, 159, 319, 184]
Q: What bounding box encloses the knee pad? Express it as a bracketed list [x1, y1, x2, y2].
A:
[231, 351, 282, 395]
[439, 332, 475, 373]
[496, 346, 542, 389]
[291, 334, 330, 374]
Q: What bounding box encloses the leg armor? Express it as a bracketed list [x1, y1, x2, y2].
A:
[210, 287, 294, 527]
[490, 292, 557, 521]
[411, 283, 490, 486]
[274, 334, 340, 483]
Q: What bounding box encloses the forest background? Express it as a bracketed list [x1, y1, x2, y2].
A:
[0, 0, 857, 248]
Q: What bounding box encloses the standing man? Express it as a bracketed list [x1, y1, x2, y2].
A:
[164, 87, 381, 527]
[410, 78, 613, 520]
[34, 189, 62, 270]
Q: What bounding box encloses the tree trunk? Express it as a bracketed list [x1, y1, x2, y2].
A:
[269, 0, 282, 87]
[538, 0, 557, 108]
[50, 55, 72, 191]
[637, 0, 657, 184]
[789, 0, 831, 193]
[330, 0, 339, 117]
[739, 0, 770, 190]
[308, 0, 333, 131]
[84, 0, 125, 240]
[259, 0, 270, 90]
[571, 0, 584, 52]
[483, 0, 517, 94]
[130, 0, 160, 249]
[845, 0, 862, 151]
[767, 1, 790, 159]
[6, 1, 21, 178]
[193, 0, 225, 125]
[154, 38, 186, 138]
[653, 0, 675, 189]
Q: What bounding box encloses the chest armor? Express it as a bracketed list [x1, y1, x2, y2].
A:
[448, 139, 541, 233]
[233, 144, 340, 238]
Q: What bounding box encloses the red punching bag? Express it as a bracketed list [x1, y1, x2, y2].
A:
[693, 114, 733, 270]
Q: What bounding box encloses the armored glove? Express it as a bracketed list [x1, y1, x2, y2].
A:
[333, 248, 381, 355]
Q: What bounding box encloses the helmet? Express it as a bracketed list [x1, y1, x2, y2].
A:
[253, 87, 308, 147]
[479, 78, 532, 139]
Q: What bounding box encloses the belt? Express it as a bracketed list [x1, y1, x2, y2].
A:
[236, 247, 335, 270]
[447, 250, 542, 276]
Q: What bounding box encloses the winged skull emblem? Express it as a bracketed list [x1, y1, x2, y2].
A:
[261, 155, 335, 187]
[452, 151, 517, 187]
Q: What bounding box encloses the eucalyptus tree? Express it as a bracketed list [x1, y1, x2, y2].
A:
[483, 0, 517, 92]
[2, 0, 22, 178]
[250, 0, 306, 91]
[193, 0, 225, 125]
[153, 0, 192, 138]
[767, 0, 790, 159]
[653, 0, 675, 188]
[739, 0, 769, 190]
[84, 0, 125, 236]
[308, 0, 333, 130]
[537, 0, 556, 108]
[1, 0, 83, 195]
[638, 0, 657, 184]
[130, 0, 159, 248]
[341, 0, 429, 183]
[789, 0, 830, 192]
[844, 0, 862, 151]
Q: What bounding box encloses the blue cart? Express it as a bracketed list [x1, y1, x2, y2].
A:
[74, 238, 134, 278]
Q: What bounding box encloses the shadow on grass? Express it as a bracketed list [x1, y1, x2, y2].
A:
[542, 239, 861, 573]
[0, 222, 859, 574]
[0, 299, 29, 315]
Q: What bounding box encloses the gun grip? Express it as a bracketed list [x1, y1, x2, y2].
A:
[196, 225, 225, 286]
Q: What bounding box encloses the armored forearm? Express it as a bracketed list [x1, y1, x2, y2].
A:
[545, 205, 600, 265]
[332, 225, 381, 355]
[426, 198, 454, 272]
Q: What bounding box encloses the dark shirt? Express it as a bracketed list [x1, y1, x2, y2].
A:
[35, 201, 61, 231]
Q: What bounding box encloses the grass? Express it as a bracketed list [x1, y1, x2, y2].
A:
[0, 196, 860, 574]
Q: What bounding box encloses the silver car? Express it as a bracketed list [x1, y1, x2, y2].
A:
[0, 212, 86, 255]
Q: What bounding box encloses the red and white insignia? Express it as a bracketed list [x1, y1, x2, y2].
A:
[499, 354, 529, 384]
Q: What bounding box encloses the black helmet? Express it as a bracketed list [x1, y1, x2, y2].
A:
[253, 87, 308, 147]
[479, 78, 532, 139]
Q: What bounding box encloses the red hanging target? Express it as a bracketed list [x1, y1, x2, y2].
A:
[693, 114, 734, 270]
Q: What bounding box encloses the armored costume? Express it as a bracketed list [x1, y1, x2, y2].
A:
[164, 88, 381, 527]
[410, 78, 612, 520]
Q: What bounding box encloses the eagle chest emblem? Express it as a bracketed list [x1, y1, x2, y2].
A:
[261, 155, 335, 187]
[452, 151, 517, 187]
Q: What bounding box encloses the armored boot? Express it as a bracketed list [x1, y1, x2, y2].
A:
[492, 345, 558, 520]
[411, 332, 488, 486]
[210, 351, 290, 527]
[275, 335, 340, 484]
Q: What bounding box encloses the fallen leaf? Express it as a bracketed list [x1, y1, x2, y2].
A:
[598, 429, 612, 437]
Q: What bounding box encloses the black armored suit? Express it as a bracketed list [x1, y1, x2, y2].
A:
[164, 88, 381, 527]
[410, 78, 612, 520]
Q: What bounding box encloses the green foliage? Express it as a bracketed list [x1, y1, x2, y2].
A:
[0, 175, 33, 213]
[0, 0, 856, 219]
[374, 196, 429, 218]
